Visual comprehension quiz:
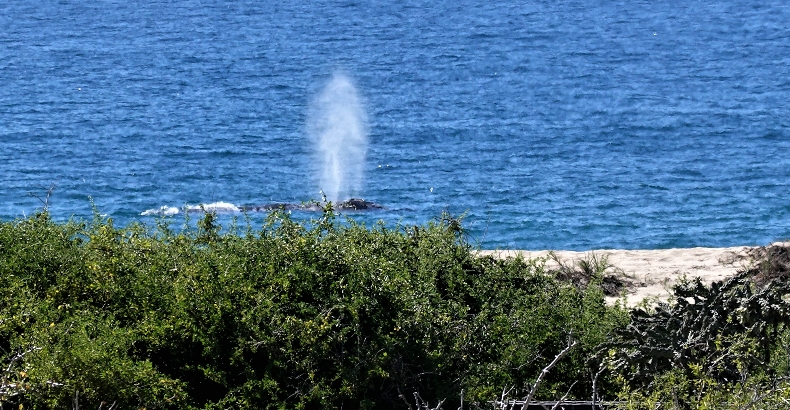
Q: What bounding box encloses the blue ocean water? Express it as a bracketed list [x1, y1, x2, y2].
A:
[1, 0, 789, 250]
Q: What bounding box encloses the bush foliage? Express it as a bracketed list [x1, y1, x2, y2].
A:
[3, 208, 788, 409]
[0, 209, 626, 409]
[603, 244, 790, 409]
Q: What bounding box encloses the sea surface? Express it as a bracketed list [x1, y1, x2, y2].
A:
[2, 0, 789, 250]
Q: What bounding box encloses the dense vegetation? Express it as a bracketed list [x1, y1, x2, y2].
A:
[0, 207, 789, 409]
[605, 245, 790, 409]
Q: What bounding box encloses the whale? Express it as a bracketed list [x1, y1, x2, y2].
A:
[239, 198, 383, 212]
[142, 199, 383, 216]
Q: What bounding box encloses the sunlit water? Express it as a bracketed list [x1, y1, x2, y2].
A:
[1, 0, 789, 250]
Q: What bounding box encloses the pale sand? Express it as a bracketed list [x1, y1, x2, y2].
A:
[478, 242, 789, 307]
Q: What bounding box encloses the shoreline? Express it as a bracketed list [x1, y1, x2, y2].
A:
[479, 242, 789, 306]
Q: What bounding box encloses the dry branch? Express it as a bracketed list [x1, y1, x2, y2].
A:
[521, 339, 578, 409]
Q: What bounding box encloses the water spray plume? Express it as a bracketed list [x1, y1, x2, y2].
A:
[308, 71, 368, 203]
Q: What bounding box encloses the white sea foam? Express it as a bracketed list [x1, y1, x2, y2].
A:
[184, 202, 240, 213]
[140, 202, 239, 216]
[141, 206, 180, 216]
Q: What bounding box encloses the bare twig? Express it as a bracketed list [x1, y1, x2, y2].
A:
[591, 366, 605, 407]
[406, 391, 446, 410]
[498, 386, 515, 410]
[45, 380, 66, 388]
[550, 381, 577, 410]
[521, 339, 579, 409]
[1, 346, 43, 399]
[28, 184, 56, 211]
[3, 346, 41, 374]
[398, 386, 415, 410]
[737, 377, 790, 410]
[98, 401, 118, 410]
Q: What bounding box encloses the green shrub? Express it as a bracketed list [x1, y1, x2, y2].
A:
[602, 246, 790, 410]
[612, 366, 790, 410]
[0, 208, 627, 409]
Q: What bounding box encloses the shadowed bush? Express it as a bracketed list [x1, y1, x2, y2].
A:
[601, 243, 790, 409]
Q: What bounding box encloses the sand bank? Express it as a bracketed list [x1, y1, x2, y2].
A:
[479, 242, 789, 307]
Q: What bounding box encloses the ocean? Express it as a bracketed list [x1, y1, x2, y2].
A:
[1, 0, 789, 250]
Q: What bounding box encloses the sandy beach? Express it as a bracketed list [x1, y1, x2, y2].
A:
[479, 242, 789, 306]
